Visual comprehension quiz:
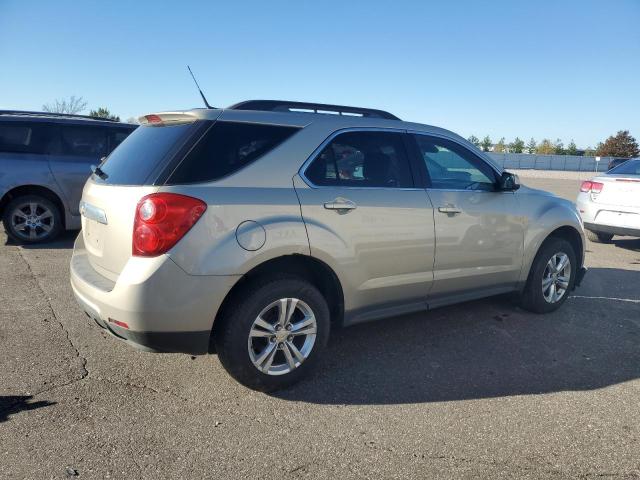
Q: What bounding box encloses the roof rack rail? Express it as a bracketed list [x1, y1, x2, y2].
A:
[0, 110, 120, 122]
[228, 100, 400, 120]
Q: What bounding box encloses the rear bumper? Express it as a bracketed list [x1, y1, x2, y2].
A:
[583, 222, 640, 237]
[70, 235, 240, 355]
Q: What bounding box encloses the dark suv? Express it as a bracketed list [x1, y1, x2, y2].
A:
[0, 111, 136, 243]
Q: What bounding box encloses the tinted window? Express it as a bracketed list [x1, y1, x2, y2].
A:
[108, 128, 135, 153]
[413, 135, 497, 191]
[609, 159, 640, 175]
[167, 121, 299, 184]
[0, 122, 49, 154]
[100, 122, 195, 185]
[305, 131, 413, 188]
[60, 126, 107, 157]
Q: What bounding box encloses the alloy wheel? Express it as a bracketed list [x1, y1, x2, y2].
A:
[10, 201, 55, 241]
[542, 252, 571, 303]
[248, 298, 317, 376]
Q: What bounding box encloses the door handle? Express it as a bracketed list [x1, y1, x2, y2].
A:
[324, 198, 357, 211]
[438, 205, 462, 215]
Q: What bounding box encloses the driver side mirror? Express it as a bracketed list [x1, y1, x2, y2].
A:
[498, 171, 520, 191]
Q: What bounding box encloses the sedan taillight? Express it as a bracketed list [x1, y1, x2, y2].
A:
[132, 193, 207, 257]
[580, 181, 604, 194]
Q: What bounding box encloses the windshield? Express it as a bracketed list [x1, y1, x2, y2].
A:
[99, 122, 196, 185]
[608, 159, 640, 176]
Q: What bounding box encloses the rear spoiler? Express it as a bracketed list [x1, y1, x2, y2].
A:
[138, 111, 202, 125]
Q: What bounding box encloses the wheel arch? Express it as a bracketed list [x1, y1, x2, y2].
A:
[0, 184, 66, 222]
[212, 254, 345, 345]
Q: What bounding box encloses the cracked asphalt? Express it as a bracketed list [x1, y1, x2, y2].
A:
[1, 177, 640, 479]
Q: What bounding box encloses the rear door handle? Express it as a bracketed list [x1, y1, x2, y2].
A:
[438, 205, 462, 215]
[324, 198, 357, 211]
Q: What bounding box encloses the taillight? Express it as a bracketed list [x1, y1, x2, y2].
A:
[132, 193, 207, 257]
[580, 181, 604, 194]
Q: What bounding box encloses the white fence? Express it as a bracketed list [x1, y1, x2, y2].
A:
[488, 153, 615, 172]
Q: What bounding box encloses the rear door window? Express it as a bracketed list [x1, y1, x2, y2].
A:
[304, 131, 414, 188]
[99, 122, 196, 185]
[167, 121, 299, 184]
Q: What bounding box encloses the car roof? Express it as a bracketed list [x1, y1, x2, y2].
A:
[0, 110, 136, 128]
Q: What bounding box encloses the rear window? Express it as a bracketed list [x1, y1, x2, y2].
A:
[0, 122, 49, 154]
[167, 121, 299, 184]
[608, 159, 640, 175]
[99, 122, 195, 185]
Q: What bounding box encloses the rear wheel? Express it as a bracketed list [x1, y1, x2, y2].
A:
[520, 237, 577, 313]
[586, 229, 613, 243]
[2, 195, 62, 244]
[215, 276, 330, 392]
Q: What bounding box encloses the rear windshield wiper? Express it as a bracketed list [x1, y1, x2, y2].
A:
[91, 164, 109, 180]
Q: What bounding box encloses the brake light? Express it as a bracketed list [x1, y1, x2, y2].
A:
[580, 181, 604, 194]
[132, 193, 207, 257]
[144, 114, 163, 124]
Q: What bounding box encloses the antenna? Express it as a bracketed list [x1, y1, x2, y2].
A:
[187, 65, 213, 109]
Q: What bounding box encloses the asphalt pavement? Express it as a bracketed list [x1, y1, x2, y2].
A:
[1, 177, 639, 479]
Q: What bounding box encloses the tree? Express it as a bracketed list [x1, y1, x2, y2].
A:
[583, 147, 595, 157]
[595, 130, 639, 158]
[567, 139, 578, 156]
[89, 107, 120, 121]
[537, 139, 555, 155]
[527, 138, 537, 154]
[467, 135, 480, 148]
[509, 137, 525, 153]
[125, 116, 139, 124]
[494, 137, 506, 153]
[42, 95, 87, 114]
[480, 135, 492, 152]
[554, 138, 565, 155]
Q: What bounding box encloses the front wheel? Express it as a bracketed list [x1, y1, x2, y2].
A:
[215, 276, 330, 392]
[520, 237, 577, 314]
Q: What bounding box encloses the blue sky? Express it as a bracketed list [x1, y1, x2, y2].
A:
[1, 0, 638, 148]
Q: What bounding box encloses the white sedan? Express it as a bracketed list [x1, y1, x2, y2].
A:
[577, 159, 640, 243]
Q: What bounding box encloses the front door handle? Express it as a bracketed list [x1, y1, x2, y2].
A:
[324, 198, 357, 211]
[438, 205, 462, 215]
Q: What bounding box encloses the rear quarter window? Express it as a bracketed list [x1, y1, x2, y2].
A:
[166, 121, 299, 184]
[60, 125, 108, 158]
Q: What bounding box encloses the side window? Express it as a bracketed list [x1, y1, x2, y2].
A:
[168, 121, 299, 184]
[60, 126, 107, 158]
[413, 135, 497, 191]
[0, 122, 48, 154]
[305, 131, 413, 188]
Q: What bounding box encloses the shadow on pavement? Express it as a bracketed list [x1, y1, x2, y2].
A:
[613, 237, 640, 253]
[277, 267, 640, 405]
[3, 229, 77, 250]
[0, 396, 55, 423]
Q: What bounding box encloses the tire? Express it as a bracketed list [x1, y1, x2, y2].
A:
[2, 194, 63, 244]
[586, 229, 613, 243]
[520, 237, 577, 314]
[214, 275, 330, 392]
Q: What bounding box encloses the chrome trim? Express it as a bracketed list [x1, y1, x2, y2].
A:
[79, 201, 108, 225]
